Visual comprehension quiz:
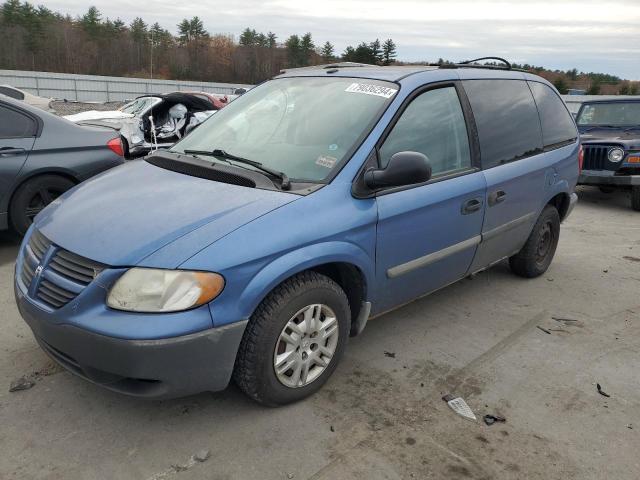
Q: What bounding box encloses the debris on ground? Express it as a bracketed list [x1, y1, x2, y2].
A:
[193, 449, 211, 462]
[287, 473, 295, 479]
[552, 317, 580, 323]
[623, 256, 640, 262]
[330, 425, 335, 432]
[383, 351, 396, 358]
[8, 361, 64, 393]
[442, 394, 477, 421]
[483, 414, 507, 426]
[536, 326, 552, 335]
[146, 450, 211, 480]
[597, 383, 611, 398]
[627, 424, 633, 430]
[9, 376, 35, 392]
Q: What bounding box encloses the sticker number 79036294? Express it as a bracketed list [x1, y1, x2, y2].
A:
[344, 83, 398, 99]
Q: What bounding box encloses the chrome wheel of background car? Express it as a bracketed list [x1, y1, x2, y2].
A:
[273, 304, 339, 388]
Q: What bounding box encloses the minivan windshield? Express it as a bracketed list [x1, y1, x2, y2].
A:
[172, 77, 398, 183]
[576, 102, 640, 127]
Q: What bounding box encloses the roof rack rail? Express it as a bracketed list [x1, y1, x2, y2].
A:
[434, 57, 514, 71]
[459, 57, 512, 69]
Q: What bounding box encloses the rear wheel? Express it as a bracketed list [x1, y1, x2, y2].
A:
[234, 271, 350, 406]
[9, 175, 75, 235]
[632, 186, 640, 212]
[509, 205, 560, 278]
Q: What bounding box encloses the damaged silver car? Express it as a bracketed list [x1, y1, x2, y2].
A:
[64, 93, 226, 158]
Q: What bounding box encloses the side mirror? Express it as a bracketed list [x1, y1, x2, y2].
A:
[364, 151, 432, 190]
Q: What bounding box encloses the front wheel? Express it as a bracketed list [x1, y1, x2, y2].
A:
[632, 186, 640, 211]
[509, 205, 560, 278]
[233, 271, 350, 406]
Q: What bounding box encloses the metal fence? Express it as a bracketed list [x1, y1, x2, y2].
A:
[0, 69, 252, 102]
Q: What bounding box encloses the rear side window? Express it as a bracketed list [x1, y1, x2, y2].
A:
[463, 80, 542, 169]
[379, 86, 471, 177]
[0, 86, 24, 100]
[528, 82, 577, 147]
[0, 105, 36, 138]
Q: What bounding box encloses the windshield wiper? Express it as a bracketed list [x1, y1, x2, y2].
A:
[183, 149, 291, 190]
[583, 125, 620, 132]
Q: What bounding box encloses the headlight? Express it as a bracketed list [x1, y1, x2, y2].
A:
[608, 148, 625, 162]
[107, 268, 224, 313]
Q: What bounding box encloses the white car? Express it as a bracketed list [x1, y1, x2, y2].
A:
[0, 85, 54, 112]
[65, 93, 221, 158]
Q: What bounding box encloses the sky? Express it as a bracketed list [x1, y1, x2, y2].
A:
[44, 0, 640, 79]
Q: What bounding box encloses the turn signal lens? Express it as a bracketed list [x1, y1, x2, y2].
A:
[628, 156, 640, 163]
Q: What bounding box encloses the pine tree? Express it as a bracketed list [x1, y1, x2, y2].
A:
[285, 34, 301, 67]
[300, 32, 314, 66]
[239, 27, 257, 46]
[353, 42, 373, 63]
[342, 46, 355, 62]
[320, 41, 334, 61]
[267, 32, 277, 48]
[370, 39, 382, 65]
[382, 39, 397, 65]
[80, 6, 102, 39]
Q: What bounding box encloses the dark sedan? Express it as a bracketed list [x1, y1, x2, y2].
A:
[0, 95, 124, 234]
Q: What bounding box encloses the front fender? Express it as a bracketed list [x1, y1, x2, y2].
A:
[210, 241, 375, 327]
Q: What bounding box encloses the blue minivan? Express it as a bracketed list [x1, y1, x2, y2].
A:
[14, 61, 579, 405]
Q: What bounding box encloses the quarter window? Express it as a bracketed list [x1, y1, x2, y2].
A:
[0, 105, 36, 138]
[379, 86, 471, 177]
[463, 80, 543, 169]
[0, 86, 24, 100]
[528, 81, 577, 147]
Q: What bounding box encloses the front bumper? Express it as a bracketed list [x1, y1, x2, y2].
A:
[579, 170, 640, 186]
[16, 283, 247, 399]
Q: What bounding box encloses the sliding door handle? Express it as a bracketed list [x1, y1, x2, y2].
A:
[461, 198, 482, 215]
[488, 190, 507, 206]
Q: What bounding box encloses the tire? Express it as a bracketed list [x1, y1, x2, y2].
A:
[632, 186, 640, 212]
[9, 175, 75, 235]
[509, 205, 560, 278]
[234, 271, 350, 406]
[599, 186, 615, 194]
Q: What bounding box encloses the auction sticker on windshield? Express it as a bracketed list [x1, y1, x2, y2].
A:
[345, 83, 397, 99]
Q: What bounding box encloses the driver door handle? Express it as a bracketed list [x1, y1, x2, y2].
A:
[0, 147, 25, 156]
[488, 190, 507, 206]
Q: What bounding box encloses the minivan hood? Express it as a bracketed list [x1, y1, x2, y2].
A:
[35, 160, 298, 266]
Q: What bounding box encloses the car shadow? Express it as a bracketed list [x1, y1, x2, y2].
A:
[0, 230, 21, 267]
[575, 185, 633, 212]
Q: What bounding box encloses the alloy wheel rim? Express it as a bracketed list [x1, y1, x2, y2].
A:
[273, 304, 339, 388]
[26, 188, 62, 220]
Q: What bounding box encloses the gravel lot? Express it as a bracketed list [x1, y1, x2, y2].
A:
[0, 186, 639, 479]
[51, 100, 125, 116]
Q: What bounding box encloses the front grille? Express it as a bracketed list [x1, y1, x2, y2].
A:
[583, 145, 623, 171]
[18, 229, 105, 310]
[49, 249, 102, 285]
